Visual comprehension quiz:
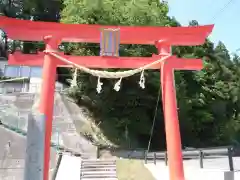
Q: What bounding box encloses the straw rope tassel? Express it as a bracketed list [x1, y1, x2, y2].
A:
[114, 78, 122, 91]
[139, 70, 145, 89]
[71, 68, 78, 88]
[96, 77, 103, 93]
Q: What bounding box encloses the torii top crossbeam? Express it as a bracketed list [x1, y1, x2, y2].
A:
[0, 16, 213, 70]
[0, 16, 212, 45]
[0, 15, 214, 180]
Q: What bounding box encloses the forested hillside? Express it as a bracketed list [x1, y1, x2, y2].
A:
[1, 0, 240, 150]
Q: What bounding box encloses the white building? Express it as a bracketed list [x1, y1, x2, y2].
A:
[0, 61, 65, 93]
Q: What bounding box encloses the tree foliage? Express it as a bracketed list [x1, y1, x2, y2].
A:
[61, 0, 240, 149]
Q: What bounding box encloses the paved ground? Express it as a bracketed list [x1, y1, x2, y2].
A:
[183, 156, 240, 170]
[56, 155, 81, 180]
[145, 157, 240, 180]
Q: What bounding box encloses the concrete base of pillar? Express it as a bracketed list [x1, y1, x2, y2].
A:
[24, 113, 45, 180]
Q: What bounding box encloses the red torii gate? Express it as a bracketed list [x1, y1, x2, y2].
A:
[0, 16, 213, 180]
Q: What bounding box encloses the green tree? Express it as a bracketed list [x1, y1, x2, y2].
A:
[60, 0, 240, 149]
[61, 0, 171, 148]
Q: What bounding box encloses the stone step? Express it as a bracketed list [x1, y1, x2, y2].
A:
[81, 167, 116, 172]
[82, 161, 116, 165]
[80, 159, 118, 180]
[82, 164, 116, 167]
[81, 175, 118, 178]
[82, 174, 117, 177]
[82, 172, 116, 175]
[82, 165, 116, 168]
[82, 161, 116, 164]
[82, 164, 116, 169]
[81, 178, 117, 180]
[82, 171, 116, 175]
[82, 163, 116, 167]
[82, 159, 116, 162]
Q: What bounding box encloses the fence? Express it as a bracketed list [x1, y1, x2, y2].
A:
[144, 146, 239, 171]
[97, 145, 240, 171]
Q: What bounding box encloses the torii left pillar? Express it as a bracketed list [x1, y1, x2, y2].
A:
[24, 36, 58, 180]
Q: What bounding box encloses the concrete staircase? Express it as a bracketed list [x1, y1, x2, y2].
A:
[80, 159, 118, 180]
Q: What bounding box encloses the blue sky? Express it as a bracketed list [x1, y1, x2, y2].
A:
[167, 0, 240, 53]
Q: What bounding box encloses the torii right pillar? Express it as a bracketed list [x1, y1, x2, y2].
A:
[156, 41, 203, 180]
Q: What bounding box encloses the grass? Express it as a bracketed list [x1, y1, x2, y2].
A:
[116, 159, 155, 180]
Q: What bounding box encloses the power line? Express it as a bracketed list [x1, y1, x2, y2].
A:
[146, 81, 161, 153]
[210, 0, 235, 22]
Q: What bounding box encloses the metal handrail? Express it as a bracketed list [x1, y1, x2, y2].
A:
[144, 146, 237, 171]
[51, 153, 63, 180]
